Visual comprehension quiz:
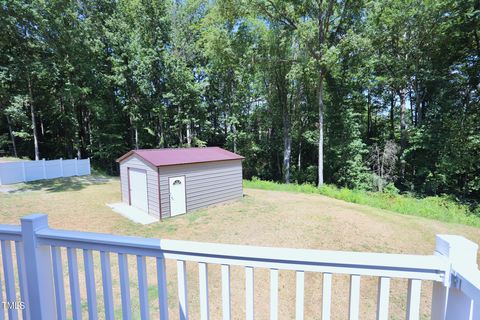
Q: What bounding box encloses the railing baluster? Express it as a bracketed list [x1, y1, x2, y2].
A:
[349, 275, 361, 320]
[83, 249, 98, 320]
[51, 246, 67, 320]
[0, 213, 457, 320]
[118, 253, 132, 320]
[245, 266, 254, 320]
[14, 241, 29, 320]
[199, 262, 209, 320]
[156, 258, 169, 320]
[177, 260, 188, 320]
[270, 269, 278, 320]
[406, 279, 421, 320]
[376, 277, 390, 320]
[296, 271, 305, 320]
[322, 273, 332, 320]
[1, 240, 18, 320]
[221, 264, 231, 320]
[0, 245, 5, 320]
[100, 251, 114, 320]
[67, 247, 82, 320]
[137, 255, 149, 320]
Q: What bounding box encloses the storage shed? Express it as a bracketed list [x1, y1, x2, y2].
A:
[116, 147, 244, 219]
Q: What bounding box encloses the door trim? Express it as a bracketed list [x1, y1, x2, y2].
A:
[157, 167, 162, 220]
[127, 167, 149, 214]
[168, 175, 186, 217]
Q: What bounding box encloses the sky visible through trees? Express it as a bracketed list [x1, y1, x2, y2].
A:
[0, 0, 479, 205]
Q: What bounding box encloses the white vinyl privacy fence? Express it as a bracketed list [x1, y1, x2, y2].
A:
[0, 158, 91, 185]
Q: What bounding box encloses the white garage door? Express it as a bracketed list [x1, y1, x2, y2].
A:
[129, 168, 148, 213]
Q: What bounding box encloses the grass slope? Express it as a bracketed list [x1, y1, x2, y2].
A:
[1, 176, 480, 319]
[244, 179, 480, 227]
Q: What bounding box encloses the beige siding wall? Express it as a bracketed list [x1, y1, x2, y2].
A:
[119, 155, 160, 218]
[159, 160, 243, 218]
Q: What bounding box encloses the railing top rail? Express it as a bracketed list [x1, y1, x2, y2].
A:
[454, 267, 480, 300]
[36, 227, 449, 281]
[0, 224, 22, 241]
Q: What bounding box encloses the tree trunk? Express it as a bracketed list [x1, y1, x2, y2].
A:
[420, 100, 425, 124]
[87, 110, 93, 146]
[134, 126, 139, 150]
[389, 94, 395, 139]
[416, 83, 423, 125]
[223, 111, 228, 137]
[178, 107, 184, 146]
[316, 0, 334, 186]
[409, 90, 416, 126]
[398, 89, 407, 151]
[157, 113, 164, 148]
[282, 109, 292, 183]
[6, 114, 18, 157]
[130, 116, 139, 150]
[76, 103, 87, 159]
[398, 89, 407, 180]
[27, 73, 40, 160]
[39, 113, 45, 136]
[186, 121, 192, 147]
[231, 123, 237, 153]
[317, 70, 325, 186]
[367, 90, 372, 141]
[376, 146, 382, 192]
[380, 147, 385, 192]
[276, 150, 282, 180]
[297, 140, 302, 171]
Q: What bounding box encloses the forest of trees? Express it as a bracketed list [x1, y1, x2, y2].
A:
[1, 0, 479, 204]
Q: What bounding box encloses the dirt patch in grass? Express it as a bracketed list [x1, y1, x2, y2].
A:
[2, 175, 111, 194]
[0, 177, 479, 319]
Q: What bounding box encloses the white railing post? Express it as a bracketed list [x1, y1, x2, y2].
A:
[21, 214, 56, 319]
[42, 158, 47, 179]
[87, 157, 91, 175]
[432, 235, 479, 320]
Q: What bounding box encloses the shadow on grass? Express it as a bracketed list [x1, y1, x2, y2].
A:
[9, 175, 111, 193]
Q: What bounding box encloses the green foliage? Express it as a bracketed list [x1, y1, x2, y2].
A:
[244, 179, 480, 227]
[0, 0, 478, 204]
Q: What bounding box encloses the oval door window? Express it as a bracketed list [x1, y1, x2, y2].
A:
[173, 179, 182, 185]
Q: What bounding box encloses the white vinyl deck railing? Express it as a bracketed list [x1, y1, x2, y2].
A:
[0, 214, 478, 319]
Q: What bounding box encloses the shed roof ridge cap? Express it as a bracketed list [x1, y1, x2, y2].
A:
[117, 147, 244, 166]
[135, 146, 222, 152]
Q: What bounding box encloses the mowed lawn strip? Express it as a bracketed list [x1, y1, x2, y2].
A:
[244, 179, 480, 227]
[1, 176, 479, 319]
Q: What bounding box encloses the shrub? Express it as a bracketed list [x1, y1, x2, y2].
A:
[243, 179, 480, 227]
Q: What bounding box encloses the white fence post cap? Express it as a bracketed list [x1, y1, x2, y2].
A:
[21, 214, 49, 229]
[435, 234, 478, 269]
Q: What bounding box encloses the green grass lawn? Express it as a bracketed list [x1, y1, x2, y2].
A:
[0, 156, 30, 162]
[244, 178, 480, 227]
[0, 176, 479, 319]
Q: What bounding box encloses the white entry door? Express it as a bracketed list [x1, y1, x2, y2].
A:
[129, 168, 149, 213]
[169, 176, 186, 216]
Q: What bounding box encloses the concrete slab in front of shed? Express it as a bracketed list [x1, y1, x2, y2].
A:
[107, 202, 158, 225]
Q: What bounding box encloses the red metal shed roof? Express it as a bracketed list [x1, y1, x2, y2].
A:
[116, 147, 244, 167]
